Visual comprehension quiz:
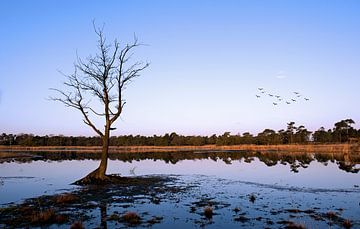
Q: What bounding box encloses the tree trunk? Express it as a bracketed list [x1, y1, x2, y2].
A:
[98, 131, 109, 178]
[73, 128, 110, 185]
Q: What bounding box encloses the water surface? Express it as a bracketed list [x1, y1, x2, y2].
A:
[0, 151, 359, 228]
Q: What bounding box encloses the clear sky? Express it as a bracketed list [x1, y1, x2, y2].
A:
[0, 0, 359, 136]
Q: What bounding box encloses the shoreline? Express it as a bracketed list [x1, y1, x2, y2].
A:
[0, 143, 359, 154]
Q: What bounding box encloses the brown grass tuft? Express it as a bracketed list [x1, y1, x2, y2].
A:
[343, 219, 352, 229]
[30, 209, 56, 224]
[204, 206, 213, 219]
[70, 221, 85, 229]
[122, 212, 141, 225]
[19, 205, 34, 215]
[326, 211, 337, 219]
[286, 221, 306, 229]
[55, 193, 78, 204]
[55, 214, 68, 224]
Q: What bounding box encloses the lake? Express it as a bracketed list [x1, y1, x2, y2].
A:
[0, 151, 359, 228]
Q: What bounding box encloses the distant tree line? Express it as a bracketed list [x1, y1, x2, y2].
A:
[1, 119, 359, 146]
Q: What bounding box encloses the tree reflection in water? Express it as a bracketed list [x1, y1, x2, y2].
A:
[2, 150, 359, 173]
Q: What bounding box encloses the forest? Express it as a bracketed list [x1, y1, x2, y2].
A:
[1, 119, 359, 146]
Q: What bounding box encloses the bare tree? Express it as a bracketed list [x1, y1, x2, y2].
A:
[51, 24, 149, 184]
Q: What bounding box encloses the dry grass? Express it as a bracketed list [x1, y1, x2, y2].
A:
[55, 214, 67, 223]
[0, 143, 356, 154]
[55, 193, 78, 204]
[70, 221, 85, 229]
[343, 219, 352, 228]
[29, 208, 67, 225]
[204, 206, 213, 219]
[122, 212, 141, 225]
[19, 205, 34, 215]
[286, 221, 306, 229]
[30, 209, 56, 224]
[326, 211, 337, 219]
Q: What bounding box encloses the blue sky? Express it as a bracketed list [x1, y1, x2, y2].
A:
[0, 0, 359, 136]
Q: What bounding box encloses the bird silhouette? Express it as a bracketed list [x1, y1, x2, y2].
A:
[258, 88, 264, 90]
[304, 98, 309, 101]
[268, 94, 274, 97]
[261, 91, 265, 94]
[294, 92, 300, 94]
[286, 101, 291, 104]
[275, 95, 281, 98]
[273, 102, 278, 105]
[291, 99, 296, 102]
[297, 95, 301, 97]
[278, 98, 282, 101]
[256, 95, 260, 98]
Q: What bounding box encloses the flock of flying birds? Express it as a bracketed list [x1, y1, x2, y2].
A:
[256, 87, 310, 106]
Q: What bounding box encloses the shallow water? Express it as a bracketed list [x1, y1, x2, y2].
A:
[0, 151, 359, 228]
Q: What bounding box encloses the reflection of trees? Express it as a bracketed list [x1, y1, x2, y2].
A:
[2, 151, 359, 174]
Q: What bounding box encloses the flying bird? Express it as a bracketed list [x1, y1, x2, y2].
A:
[286, 101, 291, 104]
[261, 91, 265, 94]
[268, 94, 274, 97]
[256, 95, 260, 98]
[294, 92, 300, 95]
[304, 98, 309, 101]
[291, 99, 296, 102]
[258, 88, 264, 90]
[275, 95, 281, 98]
[278, 98, 282, 101]
[273, 102, 278, 105]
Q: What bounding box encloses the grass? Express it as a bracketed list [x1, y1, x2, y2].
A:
[70, 221, 85, 229]
[326, 211, 337, 219]
[203, 206, 213, 219]
[122, 212, 141, 225]
[54, 193, 78, 204]
[30, 209, 56, 224]
[343, 219, 352, 228]
[286, 221, 306, 229]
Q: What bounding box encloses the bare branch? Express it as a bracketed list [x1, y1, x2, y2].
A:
[51, 22, 148, 137]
